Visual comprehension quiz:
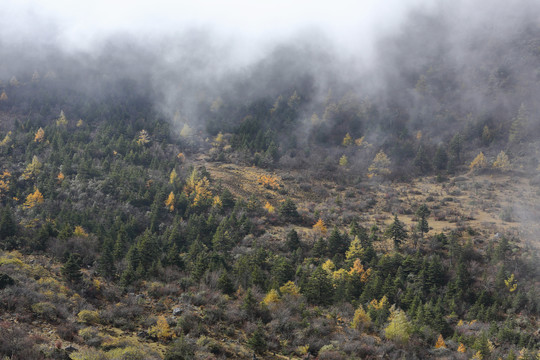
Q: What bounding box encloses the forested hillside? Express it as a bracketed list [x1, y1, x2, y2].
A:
[1, 2, 540, 359]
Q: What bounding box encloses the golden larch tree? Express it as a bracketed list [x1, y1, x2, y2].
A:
[492, 151, 510, 171]
[339, 155, 349, 167]
[193, 177, 211, 206]
[384, 308, 412, 344]
[179, 123, 193, 138]
[169, 168, 178, 184]
[23, 156, 42, 180]
[351, 305, 371, 330]
[137, 130, 150, 145]
[368, 150, 391, 178]
[0, 90, 7, 101]
[34, 127, 45, 142]
[262, 289, 280, 306]
[348, 259, 371, 282]
[345, 236, 365, 263]
[435, 334, 446, 348]
[0, 170, 11, 197]
[73, 226, 89, 237]
[342, 133, 353, 146]
[313, 218, 327, 235]
[279, 281, 300, 297]
[264, 201, 275, 214]
[23, 188, 44, 209]
[165, 192, 175, 212]
[149, 315, 175, 342]
[469, 152, 487, 171]
[56, 110, 68, 126]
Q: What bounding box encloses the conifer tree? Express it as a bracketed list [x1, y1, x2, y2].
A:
[279, 198, 299, 223]
[328, 226, 348, 255]
[303, 266, 333, 305]
[0, 206, 16, 240]
[415, 204, 430, 241]
[62, 254, 82, 283]
[286, 229, 301, 251]
[385, 215, 407, 249]
[384, 309, 412, 344]
[99, 238, 115, 278]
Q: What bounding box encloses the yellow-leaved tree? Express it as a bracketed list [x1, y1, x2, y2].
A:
[342, 133, 353, 146]
[165, 192, 175, 212]
[492, 151, 510, 171]
[322, 259, 335, 273]
[34, 127, 45, 143]
[179, 123, 193, 138]
[435, 334, 446, 348]
[0, 132, 12, 147]
[339, 155, 349, 167]
[504, 273, 517, 292]
[348, 259, 371, 282]
[148, 315, 175, 342]
[469, 152, 487, 171]
[0, 171, 11, 197]
[193, 177, 211, 207]
[56, 110, 68, 126]
[368, 150, 391, 178]
[183, 168, 199, 196]
[279, 281, 300, 297]
[313, 218, 327, 235]
[169, 168, 178, 184]
[264, 201, 275, 214]
[384, 308, 412, 344]
[73, 226, 89, 237]
[23, 156, 42, 180]
[351, 305, 371, 331]
[23, 188, 44, 209]
[345, 236, 365, 264]
[0, 90, 7, 101]
[262, 289, 280, 306]
[137, 130, 150, 145]
[457, 343, 466, 353]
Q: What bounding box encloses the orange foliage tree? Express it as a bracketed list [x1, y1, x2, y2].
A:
[23, 188, 44, 209]
[313, 218, 327, 235]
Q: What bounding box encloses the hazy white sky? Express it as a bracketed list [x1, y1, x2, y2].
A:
[4, 0, 435, 53]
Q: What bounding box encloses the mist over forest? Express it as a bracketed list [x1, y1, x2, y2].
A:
[2, 0, 540, 172]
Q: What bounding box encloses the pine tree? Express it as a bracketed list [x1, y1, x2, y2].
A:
[328, 226, 348, 256]
[247, 323, 267, 354]
[99, 238, 115, 278]
[415, 204, 430, 241]
[433, 145, 448, 171]
[414, 145, 431, 173]
[303, 266, 333, 305]
[385, 215, 407, 249]
[286, 229, 301, 251]
[0, 206, 16, 239]
[62, 254, 82, 283]
[218, 271, 235, 295]
[279, 198, 299, 222]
